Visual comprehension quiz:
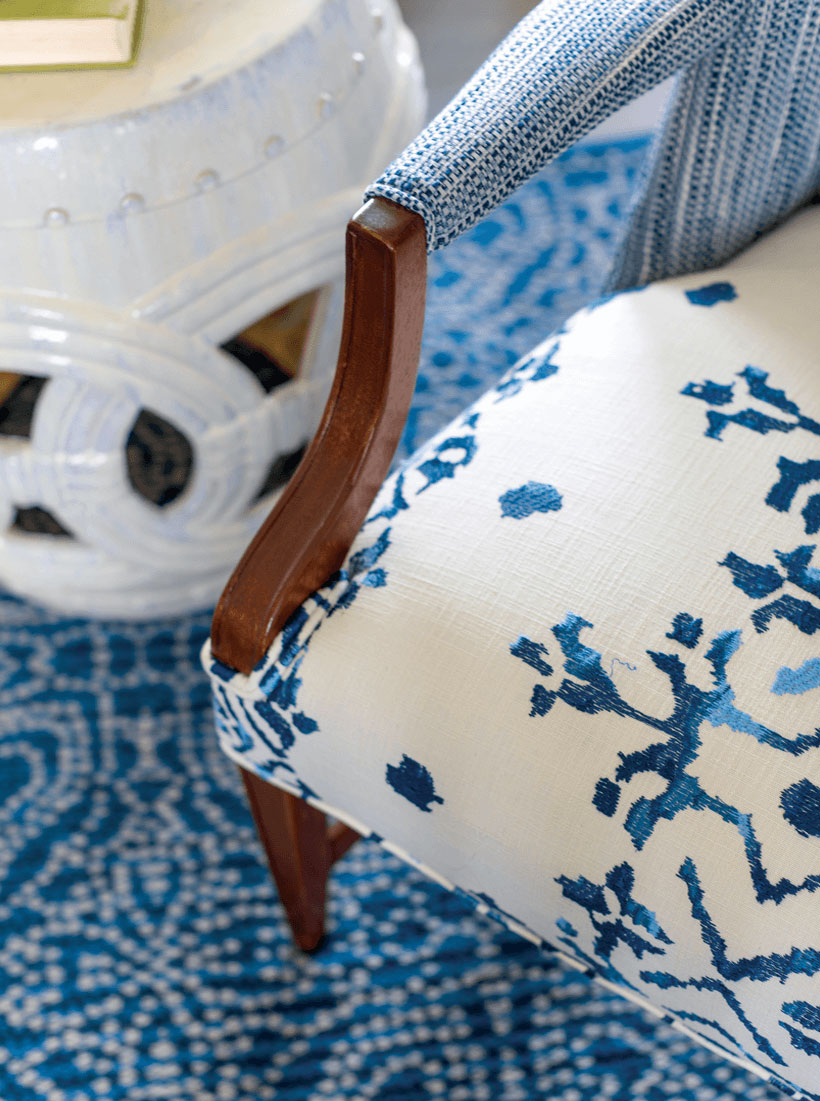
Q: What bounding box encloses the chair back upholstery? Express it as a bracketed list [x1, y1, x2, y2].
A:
[367, 0, 820, 288]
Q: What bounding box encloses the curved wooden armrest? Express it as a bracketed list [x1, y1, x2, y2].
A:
[211, 198, 427, 676]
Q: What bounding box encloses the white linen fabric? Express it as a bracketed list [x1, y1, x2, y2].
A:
[205, 208, 820, 1099]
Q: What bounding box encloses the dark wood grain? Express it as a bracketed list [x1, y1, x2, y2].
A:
[211, 198, 427, 675]
[215, 198, 426, 949]
[240, 765, 379, 949]
[240, 769, 330, 951]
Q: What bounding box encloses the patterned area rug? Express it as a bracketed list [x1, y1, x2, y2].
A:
[0, 139, 790, 1100]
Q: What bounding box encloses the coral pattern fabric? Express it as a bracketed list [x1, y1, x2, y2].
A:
[206, 208, 820, 1099]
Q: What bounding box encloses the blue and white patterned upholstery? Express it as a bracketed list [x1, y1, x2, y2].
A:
[8, 142, 793, 1101]
[366, 0, 820, 288]
[206, 208, 820, 1099]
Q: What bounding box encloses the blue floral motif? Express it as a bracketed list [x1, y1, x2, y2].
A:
[510, 636, 553, 676]
[781, 1002, 820, 1058]
[386, 755, 444, 812]
[685, 281, 738, 306]
[677, 858, 820, 985]
[773, 657, 820, 696]
[370, 410, 481, 524]
[499, 481, 563, 519]
[718, 544, 820, 636]
[494, 336, 562, 402]
[511, 613, 820, 904]
[720, 551, 784, 598]
[510, 636, 557, 715]
[776, 545, 820, 597]
[558, 852, 819, 1073]
[555, 862, 673, 991]
[684, 366, 820, 543]
[550, 862, 787, 1077]
[416, 434, 478, 492]
[640, 858, 820, 1069]
[213, 527, 397, 789]
[665, 612, 703, 648]
[751, 594, 820, 636]
[684, 366, 820, 444]
[681, 378, 735, 405]
[781, 779, 820, 838]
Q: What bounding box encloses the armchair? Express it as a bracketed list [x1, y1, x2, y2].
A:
[205, 1, 820, 1097]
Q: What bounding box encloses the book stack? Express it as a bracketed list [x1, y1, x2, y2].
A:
[0, 0, 141, 70]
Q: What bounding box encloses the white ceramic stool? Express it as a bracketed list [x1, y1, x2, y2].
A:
[0, 0, 424, 617]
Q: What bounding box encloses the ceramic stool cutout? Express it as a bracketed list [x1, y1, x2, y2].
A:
[0, 0, 424, 617]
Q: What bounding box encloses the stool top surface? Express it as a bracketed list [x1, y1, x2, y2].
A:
[1, 0, 323, 130]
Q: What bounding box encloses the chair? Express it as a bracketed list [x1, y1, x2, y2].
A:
[205, 2, 820, 1097]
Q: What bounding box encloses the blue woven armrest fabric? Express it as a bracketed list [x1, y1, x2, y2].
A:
[365, 0, 744, 252]
[609, 0, 820, 287]
[368, 0, 820, 290]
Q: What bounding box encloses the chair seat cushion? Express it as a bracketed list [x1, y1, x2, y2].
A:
[205, 207, 820, 1100]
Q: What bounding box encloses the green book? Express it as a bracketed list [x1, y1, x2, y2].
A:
[0, 0, 142, 70]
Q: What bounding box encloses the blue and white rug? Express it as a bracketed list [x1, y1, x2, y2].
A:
[0, 138, 791, 1100]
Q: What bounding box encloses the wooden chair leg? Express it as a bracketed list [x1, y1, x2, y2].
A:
[239, 767, 360, 950]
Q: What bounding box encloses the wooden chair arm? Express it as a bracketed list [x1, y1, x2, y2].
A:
[210, 198, 427, 676]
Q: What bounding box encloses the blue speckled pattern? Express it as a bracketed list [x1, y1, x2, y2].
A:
[0, 141, 796, 1100]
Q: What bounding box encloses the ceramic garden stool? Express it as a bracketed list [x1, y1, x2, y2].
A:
[0, 0, 423, 617]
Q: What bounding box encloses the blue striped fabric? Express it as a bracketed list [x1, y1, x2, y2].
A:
[610, 1, 820, 286]
[366, 0, 820, 287]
